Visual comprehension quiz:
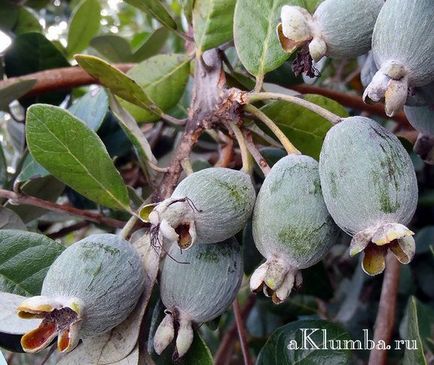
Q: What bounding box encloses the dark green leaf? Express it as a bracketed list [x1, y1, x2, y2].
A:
[192, 0, 236, 54]
[0, 229, 64, 296]
[16, 154, 49, 183]
[75, 54, 159, 115]
[4, 32, 69, 105]
[234, 0, 291, 78]
[124, 0, 177, 30]
[120, 54, 190, 122]
[257, 319, 352, 365]
[68, 87, 108, 131]
[415, 226, 434, 254]
[401, 297, 429, 365]
[90, 34, 133, 63]
[0, 0, 19, 31]
[261, 94, 349, 159]
[182, 331, 213, 365]
[132, 27, 169, 62]
[67, 0, 101, 56]
[0, 143, 7, 187]
[26, 104, 130, 211]
[13, 6, 42, 34]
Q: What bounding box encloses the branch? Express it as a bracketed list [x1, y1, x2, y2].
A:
[244, 130, 271, 175]
[233, 299, 253, 365]
[215, 296, 256, 365]
[291, 84, 410, 127]
[0, 188, 125, 228]
[0, 66, 410, 126]
[368, 254, 401, 365]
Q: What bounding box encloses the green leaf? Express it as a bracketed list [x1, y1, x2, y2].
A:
[90, 34, 134, 62]
[261, 94, 349, 159]
[0, 207, 26, 231]
[0, 145, 6, 187]
[415, 226, 434, 254]
[0, 230, 64, 296]
[132, 27, 169, 62]
[402, 297, 429, 365]
[120, 54, 190, 122]
[234, 0, 292, 77]
[16, 154, 50, 183]
[124, 0, 177, 30]
[13, 7, 42, 34]
[75, 54, 159, 115]
[257, 320, 352, 365]
[182, 331, 213, 365]
[6, 176, 65, 223]
[69, 87, 108, 131]
[0, 79, 36, 111]
[192, 0, 236, 54]
[26, 104, 130, 211]
[67, 0, 101, 56]
[109, 94, 157, 175]
[0, 0, 19, 31]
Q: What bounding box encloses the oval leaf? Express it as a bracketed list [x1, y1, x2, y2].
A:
[90, 34, 133, 63]
[0, 230, 64, 296]
[124, 0, 177, 31]
[0, 79, 36, 111]
[183, 331, 213, 365]
[120, 54, 190, 122]
[193, 0, 236, 54]
[0, 207, 26, 231]
[257, 319, 352, 365]
[26, 104, 130, 211]
[132, 27, 169, 62]
[261, 94, 349, 159]
[67, 0, 101, 56]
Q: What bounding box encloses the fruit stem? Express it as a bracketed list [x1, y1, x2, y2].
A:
[244, 104, 301, 155]
[119, 214, 138, 239]
[243, 130, 271, 176]
[233, 299, 253, 365]
[230, 123, 254, 174]
[247, 92, 342, 125]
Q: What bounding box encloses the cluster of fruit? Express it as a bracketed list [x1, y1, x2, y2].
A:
[15, 0, 430, 359]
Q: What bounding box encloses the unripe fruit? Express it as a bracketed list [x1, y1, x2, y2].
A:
[319, 117, 418, 275]
[153, 238, 242, 358]
[363, 0, 434, 117]
[404, 83, 434, 163]
[278, 0, 383, 68]
[17, 234, 146, 353]
[149, 167, 256, 250]
[250, 155, 339, 304]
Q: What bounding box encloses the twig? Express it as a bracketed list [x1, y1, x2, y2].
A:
[244, 130, 271, 175]
[160, 113, 187, 126]
[120, 214, 139, 239]
[229, 123, 253, 174]
[244, 104, 300, 155]
[215, 134, 234, 168]
[290, 84, 410, 127]
[247, 91, 342, 125]
[0, 188, 125, 228]
[233, 299, 253, 365]
[215, 296, 256, 365]
[368, 254, 401, 365]
[39, 345, 56, 365]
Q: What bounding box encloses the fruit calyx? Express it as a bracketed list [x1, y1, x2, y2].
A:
[153, 308, 193, 359]
[250, 256, 302, 304]
[17, 296, 84, 353]
[149, 197, 200, 250]
[350, 223, 415, 276]
[363, 61, 409, 117]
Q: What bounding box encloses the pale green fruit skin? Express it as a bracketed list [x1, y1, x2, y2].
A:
[171, 167, 256, 244]
[372, 0, 434, 87]
[314, 0, 383, 59]
[42, 234, 145, 337]
[319, 117, 418, 236]
[252, 155, 339, 269]
[160, 238, 242, 323]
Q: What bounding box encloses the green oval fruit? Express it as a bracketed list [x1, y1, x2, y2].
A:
[279, 0, 383, 63]
[250, 155, 339, 304]
[18, 234, 146, 353]
[364, 0, 434, 116]
[319, 116, 418, 275]
[149, 167, 256, 249]
[154, 238, 242, 357]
